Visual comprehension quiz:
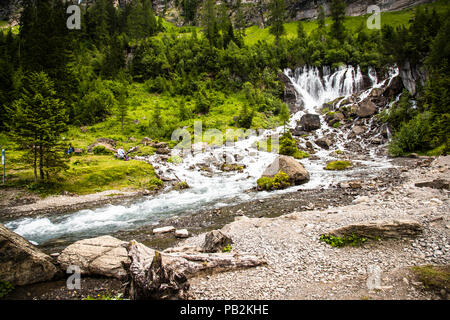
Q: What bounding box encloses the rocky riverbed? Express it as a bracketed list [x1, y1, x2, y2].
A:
[3, 155, 448, 300]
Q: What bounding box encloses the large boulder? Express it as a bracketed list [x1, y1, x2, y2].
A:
[383, 76, 404, 99]
[0, 224, 59, 286]
[57, 235, 131, 280]
[327, 219, 423, 239]
[261, 155, 310, 185]
[315, 137, 332, 150]
[355, 100, 377, 118]
[299, 114, 321, 131]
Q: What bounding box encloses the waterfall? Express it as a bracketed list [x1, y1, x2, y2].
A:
[5, 65, 399, 246]
[284, 65, 365, 111]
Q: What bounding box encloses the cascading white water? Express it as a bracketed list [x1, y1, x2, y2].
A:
[4, 65, 397, 245]
[286, 65, 364, 111]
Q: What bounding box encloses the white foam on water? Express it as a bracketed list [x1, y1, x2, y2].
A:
[5, 65, 398, 244]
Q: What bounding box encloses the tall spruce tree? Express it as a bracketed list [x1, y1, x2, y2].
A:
[317, 5, 325, 30]
[202, 0, 219, 47]
[9, 72, 68, 182]
[268, 0, 286, 42]
[330, 0, 347, 40]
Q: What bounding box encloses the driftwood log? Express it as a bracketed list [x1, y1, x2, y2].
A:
[125, 240, 267, 300]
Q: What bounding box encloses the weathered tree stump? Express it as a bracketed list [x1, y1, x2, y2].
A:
[125, 240, 267, 300]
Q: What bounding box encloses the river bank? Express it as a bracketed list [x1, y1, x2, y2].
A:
[4, 155, 448, 300]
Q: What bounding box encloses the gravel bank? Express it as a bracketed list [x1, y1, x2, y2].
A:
[182, 156, 450, 300]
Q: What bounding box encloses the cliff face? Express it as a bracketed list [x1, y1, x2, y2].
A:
[287, 0, 436, 20]
[0, 0, 437, 27]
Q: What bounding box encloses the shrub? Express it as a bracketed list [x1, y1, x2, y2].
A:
[279, 131, 309, 159]
[293, 150, 309, 159]
[223, 244, 232, 252]
[388, 113, 432, 157]
[319, 234, 368, 248]
[0, 281, 14, 298]
[257, 171, 291, 191]
[333, 121, 341, 128]
[147, 177, 163, 190]
[324, 160, 352, 170]
[167, 155, 183, 164]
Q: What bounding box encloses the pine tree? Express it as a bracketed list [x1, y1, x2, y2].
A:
[237, 104, 254, 129]
[235, 0, 246, 44]
[297, 20, 306, 40]
[178, 98, 190, 121]
[279, 103, 290, 132]
[183, 0, 198, 24]
[202, 0, 218, 47]
[330, 0, 347, 40]
[102, 35, 125, 78]
[268, 0, 286, 42]
[116, 84, 129, 131]
[143, 0, 158, 36]
[8, 72, 68, 182]
[317, 5, 325, 30]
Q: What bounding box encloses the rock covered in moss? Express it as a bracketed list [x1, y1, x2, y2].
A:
[325, 160, 352, 170]
[261, 155, 310, 185]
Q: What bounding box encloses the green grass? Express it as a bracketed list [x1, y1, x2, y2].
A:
[1, 81, 281, 197]
[242, 0, 449, 45]
[411, 265, 450, 292]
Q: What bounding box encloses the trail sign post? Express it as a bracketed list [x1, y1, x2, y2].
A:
[2, 149, 4, 185]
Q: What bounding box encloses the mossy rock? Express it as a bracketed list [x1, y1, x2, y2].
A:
[173, 181, 189, 190]
[293, 150, 309, 159]
[325, 160, 352, 170]
[257, 170, 291, 191]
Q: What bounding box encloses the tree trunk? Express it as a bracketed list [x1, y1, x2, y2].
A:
[125, 241, 267, 300]
[39, 144, 44, 181]
[33, 144, 37, 183]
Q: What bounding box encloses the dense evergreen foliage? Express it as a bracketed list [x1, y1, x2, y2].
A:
[0, 0, 448, 187]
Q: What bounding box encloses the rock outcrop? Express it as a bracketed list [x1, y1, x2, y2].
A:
[57, 235, 130, 280]
[0, 224, 58, 286]
[261, 155, 310, 185]
[355, 99, 377, 117]
[415, 179, 450, 190]
[299, 114, 321, 131]
[327, 219, 423, 239]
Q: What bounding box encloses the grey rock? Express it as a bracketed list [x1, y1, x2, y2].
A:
[0, 224, 59, 286]
[202, 230, 233, 253]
